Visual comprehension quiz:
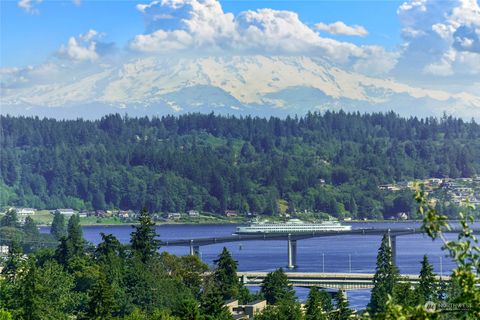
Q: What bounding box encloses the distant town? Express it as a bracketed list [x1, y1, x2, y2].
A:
[379, 175, 480, 207]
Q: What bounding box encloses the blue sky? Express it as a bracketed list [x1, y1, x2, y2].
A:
[1, 0, 404, 67]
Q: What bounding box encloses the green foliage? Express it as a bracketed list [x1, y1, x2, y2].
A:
[51, 212, 66, 240]
[260, 268, 296, 305]
[1, 240, 22, 282]
[0, 309, 12, 320]
[16, 258, 76, 320]
[416, 255, 437, 304]
[86, 271, 117, 319]
[213, 247, 239, 300]
[367, 233, 399, 315]
[304, 288, 327, 320]
[199, 283, 232, 320]
[22, 216, 39, 237]
[130, 209, 160, 263]
[0, 210, 18, 228]
[332, 290, 352, 320]
[255, 299, 303, 320]
[55, 214, 85, 267]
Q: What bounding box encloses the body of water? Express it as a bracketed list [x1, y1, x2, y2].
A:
[41, 221, 460, 309]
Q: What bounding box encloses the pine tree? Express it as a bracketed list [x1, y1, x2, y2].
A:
[66, 214, 84, 256]
[86, 271, 117, 319]
[367, 233, 399, 315]
[130, 208, 160, 263]
[261, 268, 295, 305]
[200, 284, 232, 320]
[0, 209, 18, 228]
[55, 214, 85, 266]
[213, 247, 239, 300]
[317, 289, 333, 312]
[51, 212, 66, 240]
[177, 298, 201, 320]
[333, 290, 352, 320]
[305, 287, 327, 320]
[416, 255, 437, 304]
[23, 216, 39, 237]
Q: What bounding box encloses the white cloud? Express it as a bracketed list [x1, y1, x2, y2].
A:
[315, 21, 368, 37]
[17, 0, 42, 14]
[130, 0, 396, 75]
[57, 30, 108, 62]
[396, 0, 480, 78]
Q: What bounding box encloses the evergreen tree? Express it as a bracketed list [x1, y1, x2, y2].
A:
[332, 290, 352, 320]
[200, 284, 232, 320]
[130, 209, 160, 263]
[0, 209, 18, 228]
[392, 282, 417, 307]
[86, 271, 117, 319]
[55, 214, 85, 267]
[317, 289, 334, 312]
[416, 255, 437, 304]
[23, 216, 39, 237]
[51, 212, 66, 240]
[177, 298, 201, 320]
[305, 287, 327, 320]
[213, 247, 239, 300]
[66, 214, 84, 256]
[260, 268, 296, 305]
[367, 233, 399, 315]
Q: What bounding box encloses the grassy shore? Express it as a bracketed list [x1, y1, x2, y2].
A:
[26, 210, 249, 227]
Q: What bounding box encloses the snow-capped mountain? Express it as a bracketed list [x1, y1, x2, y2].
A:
[1, 55, 479, 119]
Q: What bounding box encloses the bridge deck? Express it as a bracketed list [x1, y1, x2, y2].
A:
[159, 227, 472, 246]
[238, 271, 451, 290]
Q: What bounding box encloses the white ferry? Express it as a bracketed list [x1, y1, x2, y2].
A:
[235, 219, 352, 234]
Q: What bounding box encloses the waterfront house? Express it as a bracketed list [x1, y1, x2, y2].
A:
[224, 210, 238, 217]
[188, 210, 199, 217]
[167, 212, 181, 220]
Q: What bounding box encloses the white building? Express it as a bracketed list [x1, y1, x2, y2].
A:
[53, 208, 75, 215]
[16, 208, 36, 215]
[188, 210, 199, 217]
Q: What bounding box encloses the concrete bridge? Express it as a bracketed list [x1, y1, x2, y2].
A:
[160, 226, 475, 269]
[237, 271, 451, 291]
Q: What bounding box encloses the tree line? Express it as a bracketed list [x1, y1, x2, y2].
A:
[1, 112, 479, 219]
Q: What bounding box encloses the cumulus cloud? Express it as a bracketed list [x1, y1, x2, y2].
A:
[130, 0, 396, 75]
[58, 30, 114, 62]
[17, 0, 42, 14]
[315, 21, 368, 37]
[396, 0, 480, 78]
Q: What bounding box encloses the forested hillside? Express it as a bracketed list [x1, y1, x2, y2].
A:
[1, 112, 479, 219]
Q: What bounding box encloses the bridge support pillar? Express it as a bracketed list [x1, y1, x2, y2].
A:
[189, 241, 200, 258]
[387, 231, 397, 266]
[287, 236, 297, 269]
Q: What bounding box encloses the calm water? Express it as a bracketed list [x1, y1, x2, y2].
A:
[42, 222, 461, 309]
